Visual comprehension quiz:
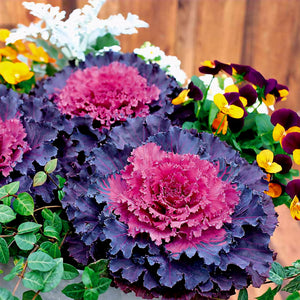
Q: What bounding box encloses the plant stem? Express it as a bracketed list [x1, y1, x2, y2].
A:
[34, 205, 61, 213]
[59, 230, 69, 250]
[46, 173, 59, 189]
[12, 244, 39, 296]
[32, 291, 41, 300]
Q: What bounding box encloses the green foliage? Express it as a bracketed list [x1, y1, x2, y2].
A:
[238, 288, 248, 300]
[33, 171, 47, 187]
[62, 260, 112, 299]
[0, 161, 83, 300]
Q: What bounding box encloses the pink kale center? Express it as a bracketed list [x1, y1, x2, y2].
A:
[0, 118, 30, 177]
[107, 143, 240, 253]
[55, 62, 160, 129]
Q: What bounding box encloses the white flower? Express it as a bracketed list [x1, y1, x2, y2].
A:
[134, 42, 187, 85]
[6, 0, 148, 61]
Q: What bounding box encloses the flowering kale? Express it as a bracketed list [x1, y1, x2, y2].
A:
[41, 51, 179, 132]
[0, 84, 64, 202]
[65, 115, 277, 299]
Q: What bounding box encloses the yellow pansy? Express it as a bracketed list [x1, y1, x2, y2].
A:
[0, 46, 18, 61]
[213, 93, 244, 119]
[290, 196, 300, 220]
[0, 61, 34, 84]
[256, 149, 282, 173]
[172, 89, 190, 105]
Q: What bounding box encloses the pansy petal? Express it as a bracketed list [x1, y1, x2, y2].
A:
[265, 183, 282, 198]
[214, 93, 228, 111]
[293, 149, 300, 165]
[271, 108, 300, 129]
[172, 89, 189, 105]
[228, 105, 244, 119]
[225, 84, 239, 93]
[263, 94, 275, 106]
[265, 162, 282, 174]
[282, 132, 300, 154]
[257, 149, 274, 168]
[290, 196, 300, 220]
[273, 123, 285, 142]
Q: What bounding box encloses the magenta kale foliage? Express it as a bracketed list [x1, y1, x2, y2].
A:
[64, 114, 277, 299]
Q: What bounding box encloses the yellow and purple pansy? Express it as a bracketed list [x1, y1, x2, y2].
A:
[286, 179, 300, 220]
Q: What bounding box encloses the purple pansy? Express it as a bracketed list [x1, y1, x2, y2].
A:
[65, 115, 277, 299]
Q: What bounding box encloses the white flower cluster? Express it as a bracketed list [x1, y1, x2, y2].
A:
[134, 42, 187, 85]
[7, 0, 148, 61]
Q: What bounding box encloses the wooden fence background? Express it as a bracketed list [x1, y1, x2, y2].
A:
[1, 1, 300, 299]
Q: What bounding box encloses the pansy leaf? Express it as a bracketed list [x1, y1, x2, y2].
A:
[238, 288, 248, 300]
[256, 285, 281, 300]
[286, 292, 300, 300]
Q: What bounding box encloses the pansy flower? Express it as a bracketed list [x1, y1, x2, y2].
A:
[286, 179, 300, 220]
[231, 63, 266, 88]
[281, 132, 300, 164]
[172, 81, 203, 105]
[263, 78, 289, 106]
[271, 108, 300, 144]
[199, 60, 232, 75]
[65, 115, 277, 299]
[23, 42, 56, 64]
[256, 149, 282, 173]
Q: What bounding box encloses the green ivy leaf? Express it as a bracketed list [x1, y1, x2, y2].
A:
[22, 271, 44, 290]
[40, 241, 61, 259]
[0, 287, 17, 300]
[41, 208, 54, 220]
[255, 114, 274, 134]
[62, 263, 79, 280]
[18, 222, 42, 234]
[96, 277, 112, 294]
[41, 257, 64, 292]
[33, 171, 47, 187]
[82, 267, 98, 288]
[22, 290, 43, 300]
[44, 225, 60, 240]
[84, 288, 99, 300]
[269, 262, 286, 285]
[62, 282, 85, 299]
[27, 251, 56, 272]
[2, 196, 12, 207]
[0, 237, 9, 264]
[44, 213, 62, 234]
[88, 259, 109, 274]
[14, 233, 36, 251]
[286, 291, 300, 300]
[238, 288, 248, 300]
[0, 205, 16, 223]
[56, 175, 66, 189]
[4, 182, 20, 195]
[13, 193, 34, 216]
[282, 276, 300, 293]
[44, 159, 58, 174]
[3, 257, 24, 281]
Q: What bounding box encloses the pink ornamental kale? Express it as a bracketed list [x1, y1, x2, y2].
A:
[55, 62, 160, 129]
[0, 118, 30, 177]
[106, 142, 240, 253]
